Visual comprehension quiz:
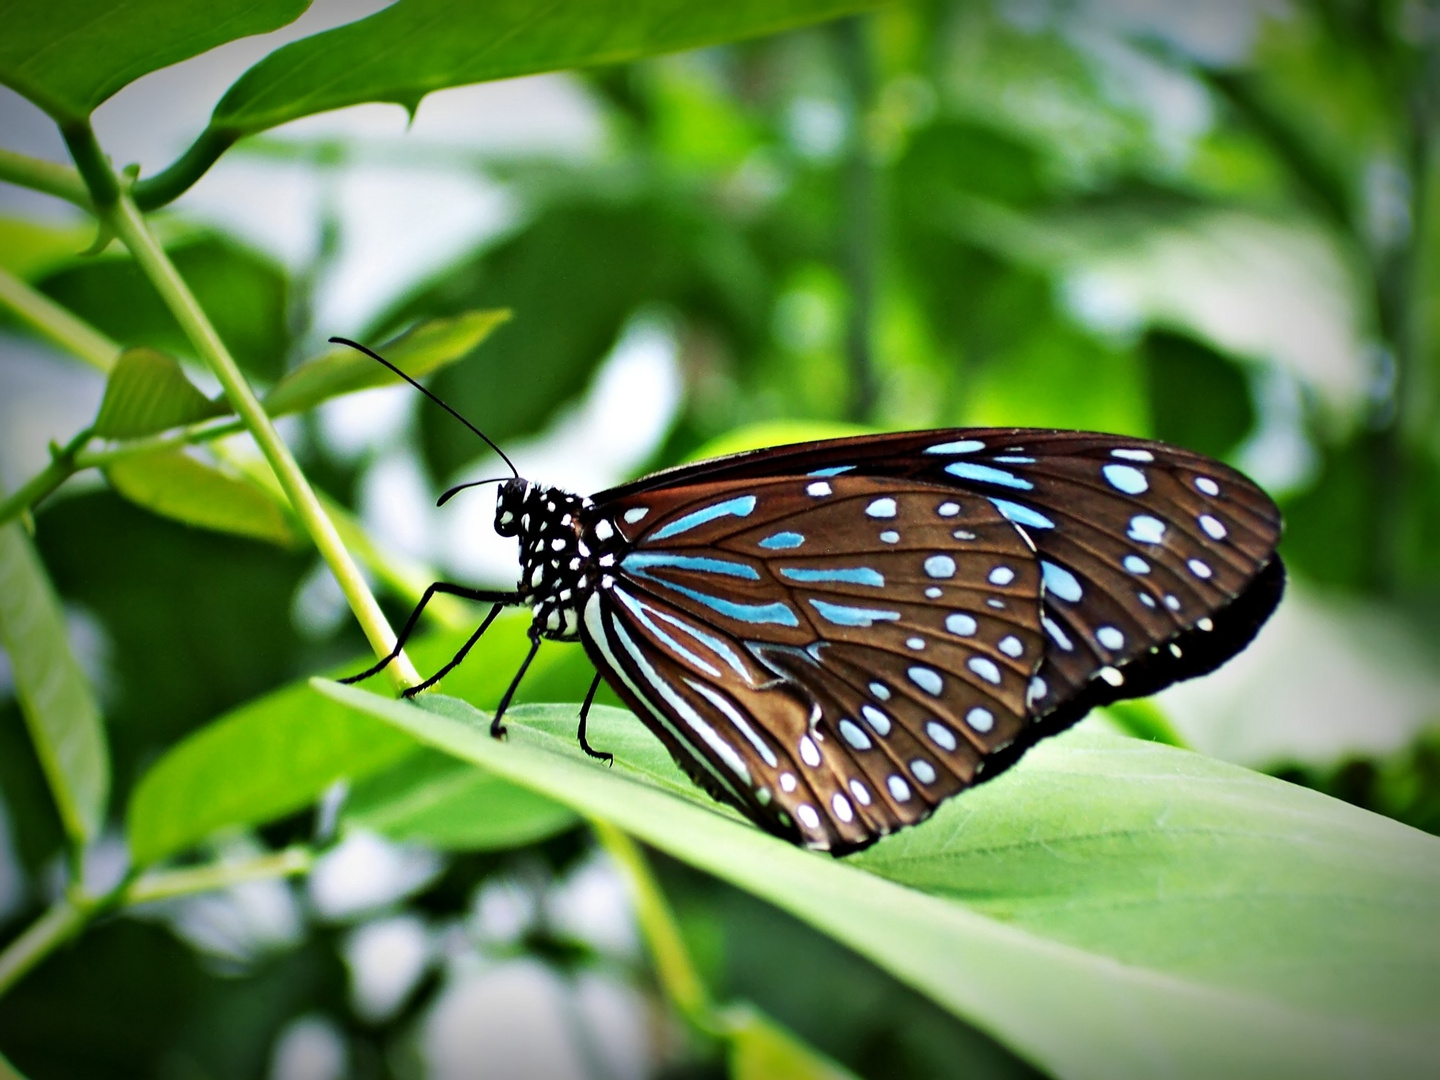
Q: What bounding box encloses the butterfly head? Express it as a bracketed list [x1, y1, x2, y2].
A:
[497, 478, 595, 641]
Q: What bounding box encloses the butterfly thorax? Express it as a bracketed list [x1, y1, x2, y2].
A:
[495, 478, 604, 642]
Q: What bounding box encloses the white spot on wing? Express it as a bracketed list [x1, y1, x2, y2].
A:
[1199, 514, 1227, 540]
[1127, 515, 1167, 544]
[796, 804, 821, 830]
[1103, 464, 1149, 494]
[926, 721, 957, 750]
[988, 565, 1015, 586]
[832, 793, 854, 823]
[908, 666, 943, 695]
[965, 707, 994, 732]
[925, 555, 957, 578]
[946, 613, 977, 636]
[1111, 448, 1154, 462]
[1195, 476, 1220, 496]
[967, 657, 1002, 684]
[887, 775, 913, 801]
[624, 507, 649, 524]
[806, 481, 832, 497]
[866, 497, 897, 518]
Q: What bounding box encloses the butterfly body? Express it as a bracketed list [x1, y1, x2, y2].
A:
[484, 428, 1285, 855]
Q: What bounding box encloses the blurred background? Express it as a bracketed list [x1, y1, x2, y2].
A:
[1, 0, 1438, 1076]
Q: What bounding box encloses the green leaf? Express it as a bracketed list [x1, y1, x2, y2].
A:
[727, 1006, 862, 1080]
[0, 520, 109, 845]
[210, 0, 882, 136]
[0, 0, 309, 123]
[1141, 329, 1255, 461]
[261, 309, 509, 418]
[1101, 699, 1188, 748]
[93, 347, 227, 439]
[0, 216, 94, 278]
[104, 452, 299, 548]
[126, 682, 415, 867]
[317, 685, 1440, 1079]
[344, 749, 576, 851]
[125, 611, 573, 865]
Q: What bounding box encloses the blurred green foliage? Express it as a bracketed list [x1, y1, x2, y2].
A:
[3, 0, 1440, 1077]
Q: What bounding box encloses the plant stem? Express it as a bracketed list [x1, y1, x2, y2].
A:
[98, 187, 419, 688]
[0, 265, 120, 373]
[0, 898, 85, 998]
[591, 820, 721, 1035]
[123, 846, 313, 905]
[0, 147, 91, 210]
[835, 15, 879, 424]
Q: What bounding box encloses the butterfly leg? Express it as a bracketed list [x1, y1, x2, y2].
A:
[490, 628, 543, 739]
[576, 673, 612, 766]
[341, 583, 520, 686]
[400, 601, 507, 699]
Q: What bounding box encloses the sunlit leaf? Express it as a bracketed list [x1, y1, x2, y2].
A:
[0, 0, 309, 123]
[125, 611, 576, 865]
[317, 684, 1440, 1079]
[0, 521, 109, 844]
[104, 452, 299, 548]
[0, 217, 94, 278]
[210, 0, 882, 135]
[93, 347, 226, 439]
[262, 309, 510, 418]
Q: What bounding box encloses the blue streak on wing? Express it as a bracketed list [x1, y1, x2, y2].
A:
[780, 566, 885, 586]
[652, 608, 752, 683]
[758, 531, 805, 549]
[807, 465, 854, 476]
[622, 552, 760, 579]
[649, 495, 757, 540]
[809, 599, 902, 627]
[944, 461, 1033, 490]
[646, 579, 799, 626]
[612, 587, 721, 677]
[989, 497, 1055, 530]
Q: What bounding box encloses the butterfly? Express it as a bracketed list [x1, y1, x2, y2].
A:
[336, 341, 1285, 855]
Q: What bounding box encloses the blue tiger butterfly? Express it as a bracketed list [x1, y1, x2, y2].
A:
[336, 339, 1284, 855]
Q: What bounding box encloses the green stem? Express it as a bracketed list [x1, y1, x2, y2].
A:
[0, 147, 91, 210]
[591, 820, 721, 1035]
[0, 898, 85, 998]
[133, 126, 240, 211]
[123, 846, 313, 905]
[97, 188, 419, 689]
[0, 458, 72, 530]
[834, 15, 879, 424]
[0, 265, 120, 373]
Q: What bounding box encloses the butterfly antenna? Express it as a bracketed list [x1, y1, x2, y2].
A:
[328, 336, 519, 478]
[436, 477, 508, 507]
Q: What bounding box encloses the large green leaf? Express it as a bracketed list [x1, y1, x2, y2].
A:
[211, 0, 879, 135]
[0, 520, 109, 845]
[104, 452, 300, 548]
[316, 685, 1440, 1079]
[125, 610, 588, 866]
[0, 0, 309, 123]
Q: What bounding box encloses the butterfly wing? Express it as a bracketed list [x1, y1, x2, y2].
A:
[583, 429, 1283, 852]
[597, 428, 1284, 715]
[581, 474, 1047, 852]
